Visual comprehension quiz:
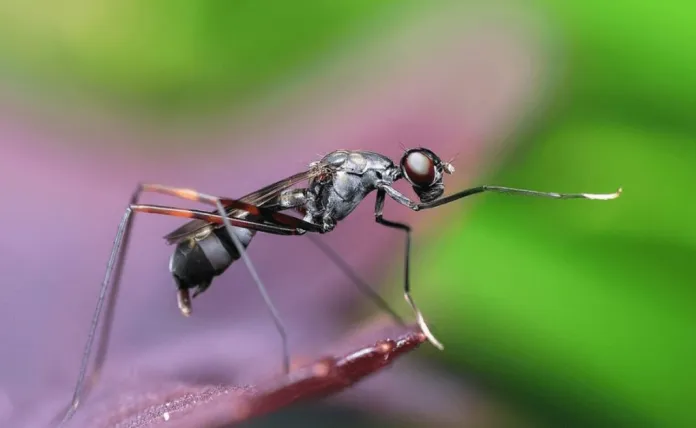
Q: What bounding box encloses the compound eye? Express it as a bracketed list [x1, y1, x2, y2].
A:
[402, 151, 436, 186]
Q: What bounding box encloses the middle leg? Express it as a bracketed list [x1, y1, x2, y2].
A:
[373, 189, 444, 350]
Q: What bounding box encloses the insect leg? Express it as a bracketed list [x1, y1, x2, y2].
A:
[60, 191, 140, 425]
[210, 198, 291, 373]
[377, 183, 621, 212]
[132, 184, 292, 373]
[132, 204, 304, 235]
[267, 189, 400, 320]
[373, 189, 444, 350]
[368, 182, 620, 354]
[417, 185, 622, 210]
[260, 186, 401, 319]
[305, 234, 404, 325]
[140, 183, 323, 233]
[60, 198, 304, 425]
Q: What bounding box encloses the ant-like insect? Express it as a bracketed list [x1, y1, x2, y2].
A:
[59, 148, 621, 424]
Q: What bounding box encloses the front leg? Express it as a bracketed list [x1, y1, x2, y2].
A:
[376, 183, 420, 210]
[376, 182, 621, 212]
[373, 189, 444, 350]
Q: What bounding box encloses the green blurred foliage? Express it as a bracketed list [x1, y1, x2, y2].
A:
[543, 0, 696, 133]
[0, 1, 402, 113]
[416, 1, 696, 427]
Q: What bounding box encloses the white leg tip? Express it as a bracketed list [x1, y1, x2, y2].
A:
[583, 187, 622, 200]
[416, 311, 444, 350]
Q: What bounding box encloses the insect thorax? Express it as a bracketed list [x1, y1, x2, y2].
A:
[311, 150, 398, 225]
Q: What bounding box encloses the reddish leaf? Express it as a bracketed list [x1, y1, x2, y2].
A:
[67, 326, 425, 427]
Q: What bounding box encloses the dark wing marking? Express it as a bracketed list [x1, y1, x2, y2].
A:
[216, 198, 325, 233]
[163, 165, 331, 244]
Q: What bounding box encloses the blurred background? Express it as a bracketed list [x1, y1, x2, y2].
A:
[0, 1, 692, 427]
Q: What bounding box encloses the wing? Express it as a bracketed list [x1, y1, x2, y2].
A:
[163, 164, 331, 245]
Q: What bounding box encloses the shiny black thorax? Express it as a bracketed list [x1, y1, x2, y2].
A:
[303, 150, 400, 230]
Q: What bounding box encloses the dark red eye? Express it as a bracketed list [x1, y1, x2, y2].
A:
[402, 150, 436, 186]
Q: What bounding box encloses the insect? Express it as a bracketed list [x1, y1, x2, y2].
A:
[59, 147, 621, 424]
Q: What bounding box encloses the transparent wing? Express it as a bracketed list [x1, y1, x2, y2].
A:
[163, 164, 330, 244]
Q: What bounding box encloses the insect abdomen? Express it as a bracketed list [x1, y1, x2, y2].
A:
[169, 226, 255, 288]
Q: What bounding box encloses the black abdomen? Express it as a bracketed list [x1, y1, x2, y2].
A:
[169, 226, 255, 290]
